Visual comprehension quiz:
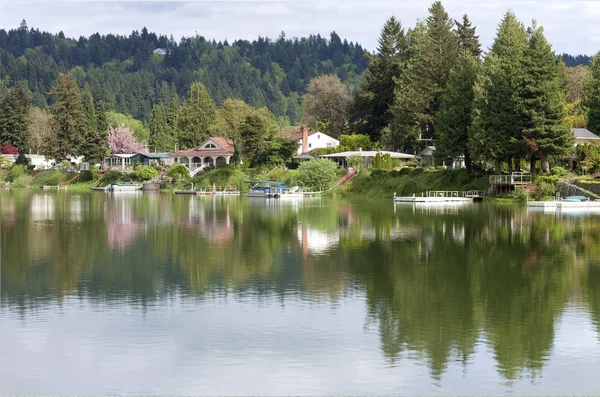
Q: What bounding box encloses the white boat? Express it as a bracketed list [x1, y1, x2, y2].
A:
[277, 186, 306, 199]
[109, 183, 139, 192]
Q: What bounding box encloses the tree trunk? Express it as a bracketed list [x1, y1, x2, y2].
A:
[541, 154, 550, 174]
[495, 159, 502, 175]
[464, 149, 472, 174]
[514, 158, 520, 173]
[507, 157, 513, 174]
[530, 157, 536, 178]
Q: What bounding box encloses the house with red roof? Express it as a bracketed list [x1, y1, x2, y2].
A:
[169, 137, 235, 172]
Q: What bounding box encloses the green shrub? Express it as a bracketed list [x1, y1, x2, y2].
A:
[15, 153, 30, 166]
[537, 182, 556, 200]
[136, 165, 159, 181]
[399, 167, 411, 175]
[60, 159, 71, 168]
[26, 164, 35, 172]
[0, 156, 10, 168]
[412, 167, 425, 175]
[78, 171, 94, 182]
[535, 175, 559, 185]
[10, 164, 25, 181]
[551, 166, 568, 177]
[389, 170, 401, 178]
[507, 188, 527, 203]
[11, 174, 29, 188]
[293, 158, 338, 191]
[102, 170, 122, 184]
[167, 163, 190, 180]
[89, 166, 99, 181]
[370, 169, 388, 179]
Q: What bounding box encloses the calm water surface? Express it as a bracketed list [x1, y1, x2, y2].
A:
[1, 190, 600, 395]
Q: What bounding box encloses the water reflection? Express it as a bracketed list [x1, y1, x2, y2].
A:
[1, 190, 600, 392]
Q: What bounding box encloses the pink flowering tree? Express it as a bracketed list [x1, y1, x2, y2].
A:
[107, 126, 147, 154]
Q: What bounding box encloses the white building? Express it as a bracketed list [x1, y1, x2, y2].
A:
[292, 125, 339, 155]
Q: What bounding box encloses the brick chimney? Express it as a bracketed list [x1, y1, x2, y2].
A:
[301, 124, 309, 153]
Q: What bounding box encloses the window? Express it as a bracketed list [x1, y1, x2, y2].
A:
[327, 143, 332, 148]
[317, 134, 320, 139]
[205, 143, 217, 149]
[309, 143, 312, 148]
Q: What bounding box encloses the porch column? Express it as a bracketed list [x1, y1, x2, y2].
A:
[225, 156, 230, 164]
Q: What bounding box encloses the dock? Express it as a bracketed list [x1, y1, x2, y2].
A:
[394, 191, 485, 203]
[527, 200, 600, 211]
[175, 185, 240, 196]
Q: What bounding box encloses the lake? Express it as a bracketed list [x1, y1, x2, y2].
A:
[1, 190, 600, 395]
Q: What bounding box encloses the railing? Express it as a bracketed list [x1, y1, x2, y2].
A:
[465, 190, 486, 197]
[489, 172, 532, 184]
[426, 191, 466, 198]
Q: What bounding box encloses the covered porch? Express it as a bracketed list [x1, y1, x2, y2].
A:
[172, 155, 232, 171]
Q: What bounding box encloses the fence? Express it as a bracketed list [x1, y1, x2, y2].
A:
[489, 172, 532, 184]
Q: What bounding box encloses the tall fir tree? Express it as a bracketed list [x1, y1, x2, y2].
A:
[47, 73, 86, 160]
[92, 100, 109, 162]
[80, 87, 98, 161]
[435, 51, 478, 172]
[0, 81, 31, 152]
[390, 1, 459, 152]
[470, 12, 528, 173]
[149, 104, 175, 152]
[521, 24, 573, 174]
[583, 52, 600, 135]
[455, 14, 482, 59]
[177, 82, 216, 149]
[350, 16, 408, 141]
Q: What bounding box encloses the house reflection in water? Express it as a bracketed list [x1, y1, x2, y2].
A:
[107, 196, 141, 252]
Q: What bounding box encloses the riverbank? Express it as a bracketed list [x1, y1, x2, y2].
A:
[331, 168, 490, 199]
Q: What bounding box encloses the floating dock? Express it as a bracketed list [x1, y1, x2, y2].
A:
[394, 191, 485, 203]
[527, 201, 600, 210]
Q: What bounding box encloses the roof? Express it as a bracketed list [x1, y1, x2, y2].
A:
[291, 130, 319, 140]
[170, 137, 235, 156]
[141, 152, 170, 159]
[294, 153, 315, 160]
[416, 146, 436, 158]
[319, 150, 415, 159]
[573, 128, 600, 139]
[108, 153, 139, 158]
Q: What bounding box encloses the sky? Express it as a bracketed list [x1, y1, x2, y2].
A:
[0, 0, 598, 55]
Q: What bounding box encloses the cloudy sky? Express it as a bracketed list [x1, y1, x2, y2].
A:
[0, 0, 598, 55]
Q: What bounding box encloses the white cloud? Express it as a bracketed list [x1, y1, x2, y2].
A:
[0, 0, 597, 54]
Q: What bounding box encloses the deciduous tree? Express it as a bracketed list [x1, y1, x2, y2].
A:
[27, 107, 52, 154]
[302, 74, 351, 138]
[107, 126, 146, 154]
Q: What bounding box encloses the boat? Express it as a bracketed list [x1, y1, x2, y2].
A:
[278, 186, 306, 199]
[109, 183, 139, 192]
[246, 180, 286, 198]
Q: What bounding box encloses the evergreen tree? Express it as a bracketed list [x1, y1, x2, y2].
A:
[455, 14, 482, 59]
[470, 12, 528, 173]
[92, 100, 109, 162]
[240, 113, 269, 167]
[0, 81, 30, 152]
[80, 87, 98, 161]
[166, 100, 180, 151]
[47, 73, 85, 160]
[521, 24, 573, 174]
[435, 51, 478, 172]
[391, 2, 459, 151]
[149, 104, 174, 152]
[583, 52, 600, 135]
[177, 82, 216, 149]
[350, 16, 408, 141]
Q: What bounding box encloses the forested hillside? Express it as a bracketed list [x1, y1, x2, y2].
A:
[0, 20, 368, 125]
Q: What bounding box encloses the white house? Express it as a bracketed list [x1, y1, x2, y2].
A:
[292, 125, 339, 155]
